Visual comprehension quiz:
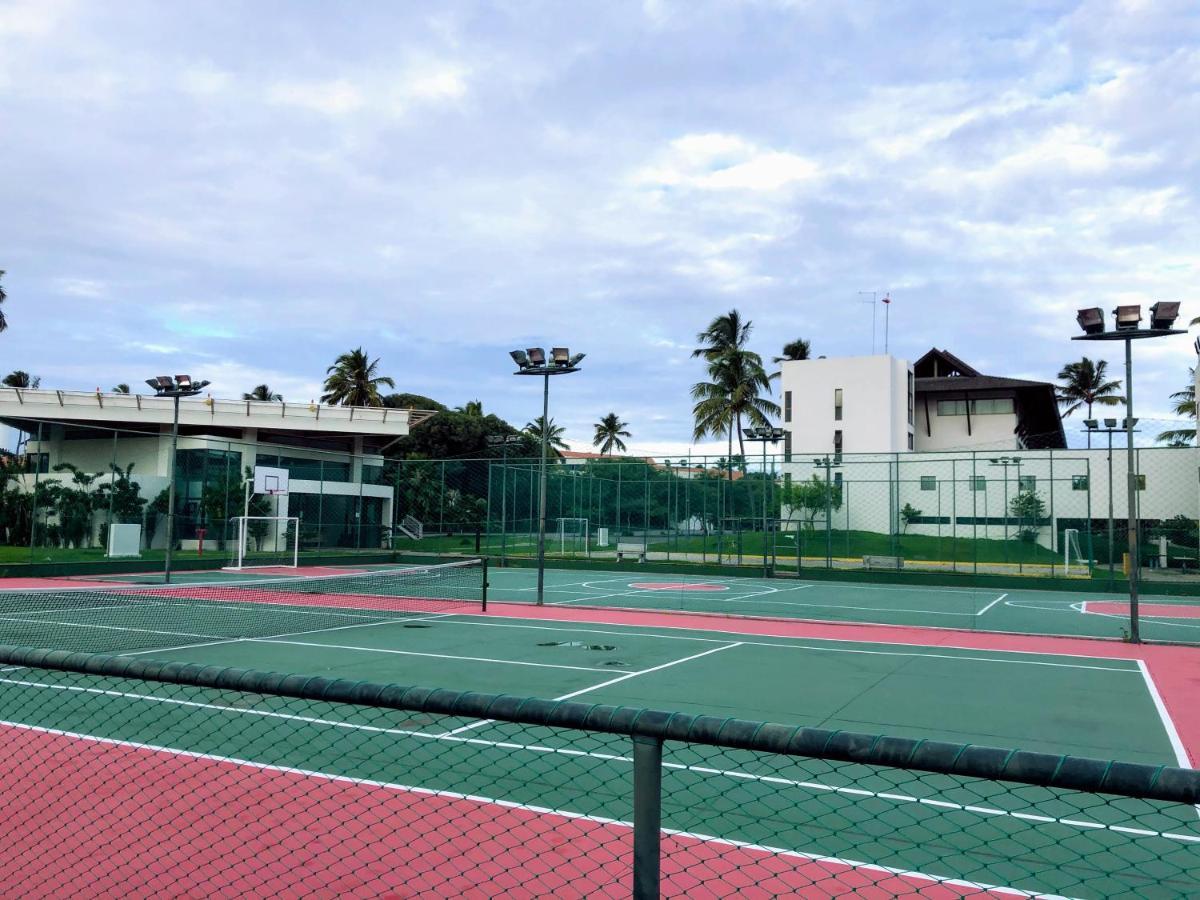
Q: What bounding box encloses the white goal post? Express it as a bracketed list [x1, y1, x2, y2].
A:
[556, 517, 589, 555]
[225, 516, 300, 570]
[1063, 527, 1088, 576]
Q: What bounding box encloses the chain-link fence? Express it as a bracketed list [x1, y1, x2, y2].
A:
[0, 645, 1196, 897]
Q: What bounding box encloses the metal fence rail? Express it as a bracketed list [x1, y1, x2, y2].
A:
[0, 645, 1196, 897]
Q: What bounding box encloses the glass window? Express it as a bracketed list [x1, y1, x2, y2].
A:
[1018, 475, 1036, 492]
[834, 471, 843, 487]
[907, 372, 914, 425]
[783, 432, 792, 463]
[784, 391, 792, 424]
[1136, 474, 1146, 490]
[920, 476, 936, 491]
[970, 475, 986, 491]
[935, 398, 1015, 416]
[907, 433, 914, 450]
[22, 453, 49, 474]
[1072, 475, 1089, 490]
[833, 388, 842, 422]
[833, 429, 842, 454]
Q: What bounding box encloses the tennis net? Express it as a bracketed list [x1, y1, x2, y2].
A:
[0, 559, 486, 657]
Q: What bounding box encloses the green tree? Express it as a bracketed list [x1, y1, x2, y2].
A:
[2, 371, 40, 389]
[900, 503, 922, 534]
[50, 463, 98, 548]
[774, 338, 811, 363]
[782, 475, 843, 530]
[111, 384, 131, 394]
[524, 415, 568, 451]
[321, 348, 394, 407]
[692, 309, 752, 361]
[93, 463, 148, 524]
[692, 348, 779, 461]
[1156, 367, 1195, 445]
[244, 384, 283, 401]
[1010, 490, 1047, 542]
[382, 392, 447, 412]
[592, 413, 631, 455]
[455, 400, 484, 416]
[1056, 358, 1124, 446]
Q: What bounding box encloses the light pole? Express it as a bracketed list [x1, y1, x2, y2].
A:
[1084, 418, 1139, 586]
[145, 375, 211, 584]
[1073, 302, 1184, 642]
[745, 427, 785, 577]
[487, 434, 525, 566]
[511, 347, 584, 605]
[813, 455, 843, 569]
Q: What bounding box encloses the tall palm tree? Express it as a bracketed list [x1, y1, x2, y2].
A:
[111, 384, 130, 394]
[692, 309, 752, 360]
[456, 400, 483, 416]
[1157, 367, 1196, 445]
[524, 415, 568, 451]
[0, 269, 7, 334]
[692, 348, 779, 462]
[2, 371, 39, 389]
[773, 338, 811, 363]
[592, 413, 631, 455]
[243, 384, 283, 401]
[320, 348, 394, 407]
[1056, 357, 1124, 446]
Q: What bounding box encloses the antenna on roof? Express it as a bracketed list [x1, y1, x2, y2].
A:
[882, 293, 892, 354]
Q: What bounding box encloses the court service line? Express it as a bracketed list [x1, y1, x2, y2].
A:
[1136, 660, 1191, 769]
[437, 642, 744, 738]
[1, 688, 1192, 854]
[0, 718, 1051, 899]
[975, 594, 1008, 617]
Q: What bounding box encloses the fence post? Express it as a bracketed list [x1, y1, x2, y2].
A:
[631, 734, 662, 900]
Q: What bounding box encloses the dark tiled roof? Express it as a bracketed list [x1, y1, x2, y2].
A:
[915, 375, 1056, 392]
[913, 348, 981, 378]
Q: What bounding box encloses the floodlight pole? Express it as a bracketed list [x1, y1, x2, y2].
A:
[745, 427, 785, 577]
[1072, 306, 1184, 643]
[1084, 421, 1133, 586]
[146, 376, 209, 584]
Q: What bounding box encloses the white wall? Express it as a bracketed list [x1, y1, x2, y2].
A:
[780, 355, 914, 455]
[914, 398, 1021, 452]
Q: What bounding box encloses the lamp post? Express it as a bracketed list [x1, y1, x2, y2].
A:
[813, 455, 843, 569]
[145, 375, 211, 584]
[487, 434, 525, 566]
[1073, 301, 1185, 642]
[511, 347, 584, 605]
[745, 427, 785, 577]
[1084, 418, 1139, 586]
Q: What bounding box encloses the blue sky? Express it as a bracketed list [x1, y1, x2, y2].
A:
[1, 0, 1198, 454]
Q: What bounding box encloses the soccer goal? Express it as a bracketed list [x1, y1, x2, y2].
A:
[225, 516, 300, 570]
[1063, 527, 1089, 576]
[556, 517, 589, 556]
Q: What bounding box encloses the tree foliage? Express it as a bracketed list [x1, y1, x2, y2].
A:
[1009, 490, 1047, 542]
[1056, 358, 1123, 418]
[781, 475, 843, 530]
[593, 413, 631, 455]
[244, 384, 283, 401]
[321, 348, 394, 407]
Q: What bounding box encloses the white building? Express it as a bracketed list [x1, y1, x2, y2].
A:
[0, 388, 435, 551]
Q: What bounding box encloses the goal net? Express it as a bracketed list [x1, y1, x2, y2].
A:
[1063, 528, 1088, 576]
[556, 517, 589, 556]
[226, 516, 300, 570]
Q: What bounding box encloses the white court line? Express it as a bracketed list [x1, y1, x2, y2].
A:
[438, 642, 744, 738]
[717, 598, 978, 617]
[975, 594, 1008, 617]
[0, 717, 1051, 898]
[0, 684, 1192, 856]
[1136, 660, 1192, 769]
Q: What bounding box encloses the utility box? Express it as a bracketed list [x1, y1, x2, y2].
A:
[596, 527, 610, 547]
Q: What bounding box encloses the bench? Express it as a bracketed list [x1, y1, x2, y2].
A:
[863, 555, 903, 570]
[616, 543, 646, 563]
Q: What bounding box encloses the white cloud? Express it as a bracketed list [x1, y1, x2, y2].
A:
[267, 79, 364, 116]
[55, 278, 106, 298]
[635, 133, 822, 193]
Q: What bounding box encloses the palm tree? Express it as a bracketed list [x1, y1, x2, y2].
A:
[111, 384, 130, 394]
[692, 348, 779, 462]
[773, 338, 811, 364]
[0, 269, 7, 334]
[243, 384, 283, 401]
[1157, 367, 1196, 445]
[692, 309, 752, 360]
[592, 413, 631, 455]
[1056, 358, 1124, 446]
[456, 400, 483, 416]
[2, 371, 39, 389]
[524, 415, 568, 451]
[320, 348, 394, 407]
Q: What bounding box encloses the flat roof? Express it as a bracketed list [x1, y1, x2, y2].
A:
[0, 388, 436, 439]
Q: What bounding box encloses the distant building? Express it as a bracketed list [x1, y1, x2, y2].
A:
[778, 349, 1065, 456]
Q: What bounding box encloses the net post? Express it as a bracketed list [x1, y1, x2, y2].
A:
[631, 734, 662, 900]
[481, 556, 488, 612]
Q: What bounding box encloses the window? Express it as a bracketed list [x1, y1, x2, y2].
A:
[970, 475, 986, 491]
[783, 432, 792, 462]
[1072, 475, 1089, 491]
[833, 429, 843, 457]
[833, 388, 842, 421]
[907, 433, 914, 450]
[907, 372, 914, 425]
[1018, 475, 1036, 492]
[784, 391, 792, 424]
[920, 476, 937, 491]
[834, 471, 843, 487]
[935, 398, 1015, 416]
[1136, 474, 1147, 490]
[22, 453, 48, 474]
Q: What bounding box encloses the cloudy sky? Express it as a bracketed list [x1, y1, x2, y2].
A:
[1, 0, 1198, 454]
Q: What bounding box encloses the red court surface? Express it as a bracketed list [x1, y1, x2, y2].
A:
[487, 602, 1200, 766]
[0, 578, 119, 590]
[1084, 601, 1200, 619]
[0, 725, 1018, 899]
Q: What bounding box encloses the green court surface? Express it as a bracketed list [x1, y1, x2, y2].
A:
[0, 592, 1195, 896]
[485, 566, 1200, 642]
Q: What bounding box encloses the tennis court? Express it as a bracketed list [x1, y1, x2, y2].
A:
[0, 561, 1197, 895]
[485, 565, 1200, 642]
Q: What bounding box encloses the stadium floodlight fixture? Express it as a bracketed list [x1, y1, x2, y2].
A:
[1150, 301, 1180, 331]
[1113, 305, 1142, 331]
[509, 350, 530, 369]
[175, 374, 192, 389]
[526, 347, 546, 366]
[1083, 419, 1099, 430]
[568, 352, 586, 366]
[1076, 307, 1105, 335]
[1104, 418, 1118, 428]
[551, 347, 570, 366]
